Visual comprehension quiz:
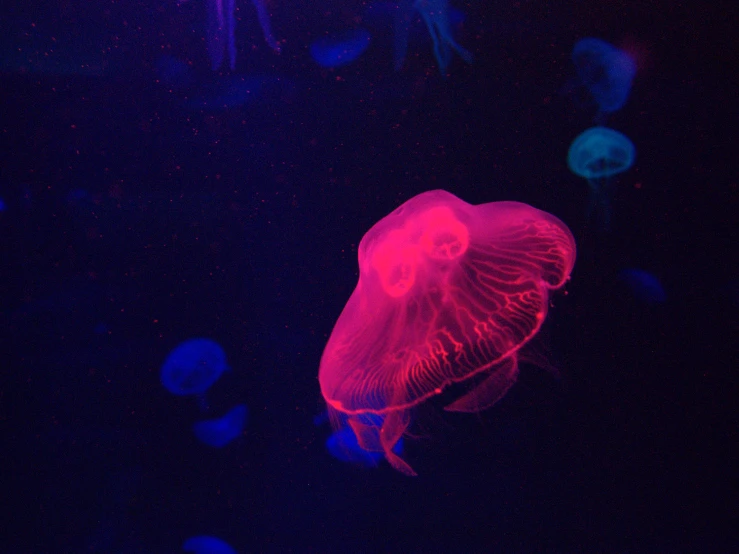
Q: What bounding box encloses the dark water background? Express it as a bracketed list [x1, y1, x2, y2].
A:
[1, 0, 737, 551]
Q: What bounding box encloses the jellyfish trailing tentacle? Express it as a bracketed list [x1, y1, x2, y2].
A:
[394, 0, 472, 74]
[251, 0, 281, 52]
[207, 0, 236, 70]
[415, 0, 472, 74]
[206, 0, 280, 71]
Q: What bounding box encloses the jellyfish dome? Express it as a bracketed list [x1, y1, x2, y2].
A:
[310, 29, 372, 68]
[568, 126, 635, 180]
[318, 190, 576, 475]
[183, 535, 236, 554]
[572, 38, 637, 114]
[193, 404, 248, 447]
[161, 338, 228, 396]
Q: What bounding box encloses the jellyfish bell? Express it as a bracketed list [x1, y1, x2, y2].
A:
[319, 190, 576, 475]
[310, 29, 372, 68]
[568, 126, 636, 230]
[161, 338, 229, 411]
[572, 37, 637, 117]
[182, 535, 236, 554]
[193, 404, 248, 447]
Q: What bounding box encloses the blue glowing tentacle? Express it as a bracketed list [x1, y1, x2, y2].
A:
[251, 0, 281, 52]
[415, 0, 472, 74]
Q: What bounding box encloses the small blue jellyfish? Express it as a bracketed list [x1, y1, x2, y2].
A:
[310, 29, 372, 68]
[183, 535, 236, 554]
[325, 414, 404, 469]
[394, 0, 472, 74]
[193, 404, 248, 447]
[572, 38, 636, 116]
[568, 126, 635, 230]
[161, 338, 228, 402]
[619, 269, 666, 304]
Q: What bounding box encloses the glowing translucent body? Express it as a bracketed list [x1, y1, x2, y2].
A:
[568, 126, 635, 229]
[183, 535, 236, 554]
[161, 338, 228, 396]
[193, 404, 248, 447]
[206, 0, 280, 71]
[394, 0, 472, 74]
[319, 190, 576, 475]
[310, 29, 372, 68]
[572, 38, 636, 114]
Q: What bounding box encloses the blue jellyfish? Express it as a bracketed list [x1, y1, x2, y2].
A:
[193, 404, 248, 447]
[572, 38, 636, 116]
[310, 29, 372, 68]
[568, 126, 635, 230]
[161, 338, 229, 410]
[183, 535, 236, 554]
[618, 269, 666, 304]
[327, 427, 384, 467]
[394, 0, 472, 74]
[190, 0, 280, 71]
[325, 414, 404, 469]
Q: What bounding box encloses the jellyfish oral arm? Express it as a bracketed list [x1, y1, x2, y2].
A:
[206, 0, 236, 70]
[252, 0, 281, 52]
[415, 0, 472, 74]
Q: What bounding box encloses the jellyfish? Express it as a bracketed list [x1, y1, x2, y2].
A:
[394, 0, 472, 74]
[193, 404, 248, 447]
[183, 535, 236, 554]
[618, 269, 666, 304]
[318, 190, 576, 475]
[326, 413, 404, 468]
[161, 338, 229, 410]
[568, 126, 636, 230]
[193, 0, 280, 71]
[572, 38, 636, 116]
[310, 29, 372, 68]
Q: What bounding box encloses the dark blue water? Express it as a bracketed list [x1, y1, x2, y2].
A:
[1, 0, 736, 552]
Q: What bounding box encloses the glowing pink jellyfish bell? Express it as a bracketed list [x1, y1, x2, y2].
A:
[161, 338, 229, 412]
[319, 190, 576, 475]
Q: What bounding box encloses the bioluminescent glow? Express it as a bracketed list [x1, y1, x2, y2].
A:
[319, 190, 576, 475]
[193, 404, 248, 447]
[568, 126, 636, 230]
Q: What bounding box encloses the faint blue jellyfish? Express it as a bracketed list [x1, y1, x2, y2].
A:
[310, 29, 372, 68]
[568, 126, 635, 230]
[193, 404, 248, 447]
[572, 38, 636, 117]
[618, 269, 666, 304]
[181, 0, 280, 71]
[161, 338, 229, 410]
[154, 55, 195, 90]
[394, 0, 472, 74]
[183, 535, 236, 554]
[183, 75, 297, 111]
[325, 414, 404, 469]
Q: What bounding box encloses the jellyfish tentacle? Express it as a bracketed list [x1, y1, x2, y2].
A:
[415, 0, 472, 74]
[251, 0, 281, 52]
[444, 356, 519, 413]
[380, 410, 416, 476]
